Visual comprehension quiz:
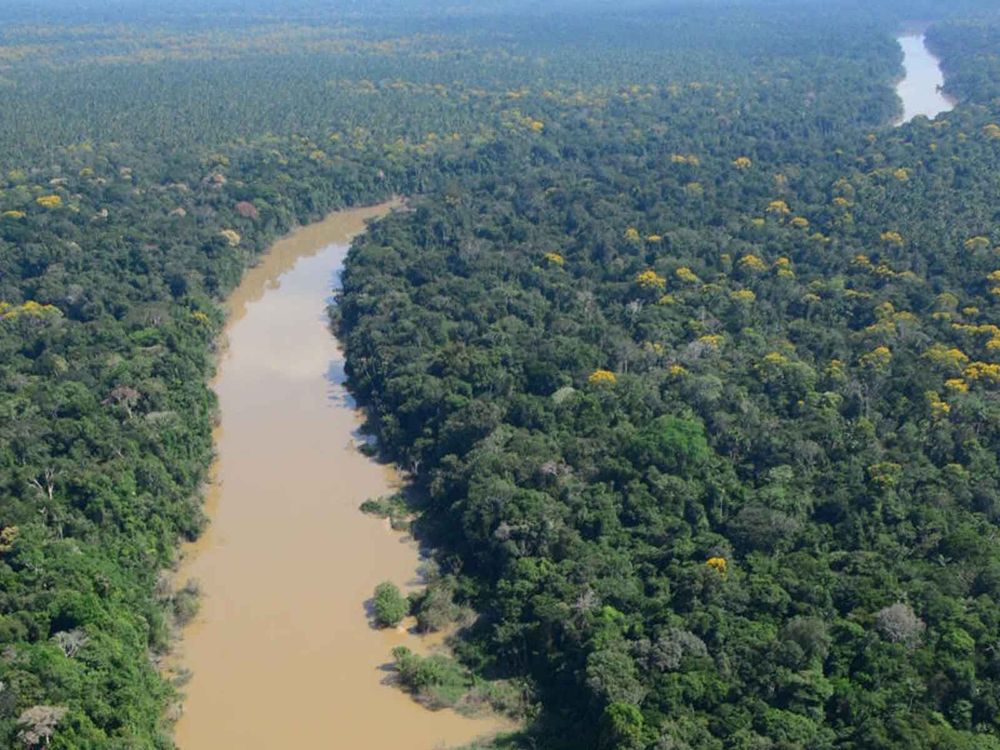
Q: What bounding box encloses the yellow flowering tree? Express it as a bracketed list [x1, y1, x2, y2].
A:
[860, 346, 892, 373]
[1, 300, 62, 321]
[697, 334, 723, 349]
[922, 344, 969, 373]
[945, 378, 969, 393]
[635, 269, 666, 291]
[588, 369, 617, 385]
[706, 557, 728, 577]
[925, 391, 951, 419]
[964, 236, 990, 252]
[0, 525, 18, 554]
[674, 267, 700, 285]
[35, 194, 62, 208]
[963, 362, 1000, 384]
[739, 254, 768, 273]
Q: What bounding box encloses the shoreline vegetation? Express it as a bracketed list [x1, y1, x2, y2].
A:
[2, 1, 1000, 748]
[162, 200, 400, 705]
[362, 489, 535, 725]
[164, 200, 516, 750]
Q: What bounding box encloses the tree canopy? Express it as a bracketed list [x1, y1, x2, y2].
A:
[1, 1, 1000, 748]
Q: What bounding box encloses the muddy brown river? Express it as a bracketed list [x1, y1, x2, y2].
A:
[172, 202, 508, 748]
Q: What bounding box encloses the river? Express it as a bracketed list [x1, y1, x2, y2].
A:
[171, 202, 508, 749]
[895, 34, 954, 124]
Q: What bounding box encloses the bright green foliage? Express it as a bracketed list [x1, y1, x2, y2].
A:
[627, 415, 710, 475]
[372, 581, 409, 628]
[600, 703, 645, 750]
[391, 646, 472, 709]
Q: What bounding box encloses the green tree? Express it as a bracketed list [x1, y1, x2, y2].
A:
[372, 581, 408, 628]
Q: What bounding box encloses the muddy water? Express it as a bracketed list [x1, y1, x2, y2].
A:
[895, 34, 954, 124]
[172, 202, 506, 749]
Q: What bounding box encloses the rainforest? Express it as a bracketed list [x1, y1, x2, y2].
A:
[2, 1, 1000, 749]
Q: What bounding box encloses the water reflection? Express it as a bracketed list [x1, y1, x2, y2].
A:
[895, 34, 954, 125]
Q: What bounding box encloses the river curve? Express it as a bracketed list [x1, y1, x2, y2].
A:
[895, 33, 954, 125]
[171, 201, 507, 749]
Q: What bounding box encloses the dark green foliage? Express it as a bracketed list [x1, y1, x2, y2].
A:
[411, 582, 461, 633]
[335, 4, 1000, 749]
[2, 0, 1000, 748]
[927, 18, 1000, 103]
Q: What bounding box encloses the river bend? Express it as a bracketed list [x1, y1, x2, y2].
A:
[172, 202, 506, 749]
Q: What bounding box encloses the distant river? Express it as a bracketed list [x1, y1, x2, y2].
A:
[895, 34, 954, 124]
[170, 202, 509, 748]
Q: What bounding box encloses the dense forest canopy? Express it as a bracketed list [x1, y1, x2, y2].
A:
[2, 1, 1000, 748]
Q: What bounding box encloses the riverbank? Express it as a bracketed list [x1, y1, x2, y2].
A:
[168, 202, 510, 749]
[894, 32, 955, 125]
